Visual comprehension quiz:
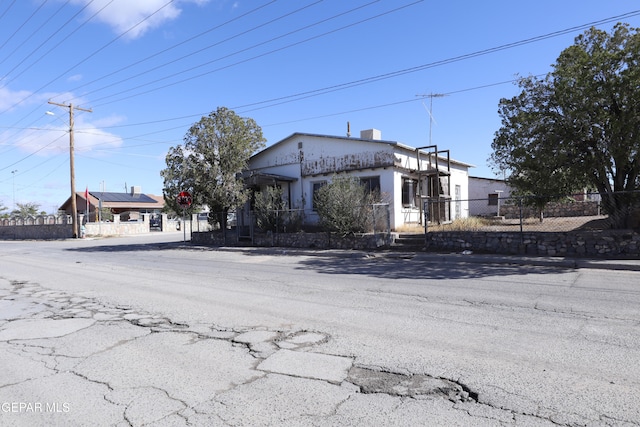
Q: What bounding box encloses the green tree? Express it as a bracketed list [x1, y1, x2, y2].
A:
[161, 144, 198, 217]
[0, 202, 8, 218]
[160, 107, 266, 228]
[97, 206, 114, 222]
[491, 23, 640, 228]
[314, 175, 377, 235]
[11, 202, 41, 218]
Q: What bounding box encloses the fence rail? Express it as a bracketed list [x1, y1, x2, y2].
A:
[0, 214, 72, 226]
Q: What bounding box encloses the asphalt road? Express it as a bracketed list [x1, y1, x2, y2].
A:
[0, 233, 639, 426]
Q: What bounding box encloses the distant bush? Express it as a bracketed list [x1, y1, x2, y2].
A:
[429, 217, 491, 232]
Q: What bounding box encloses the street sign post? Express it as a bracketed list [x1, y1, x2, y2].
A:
[176, 191, 192, 243]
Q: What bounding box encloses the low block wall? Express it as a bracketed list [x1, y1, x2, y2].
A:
[84, 222, 149, 236]
[0, 224, 73, 239]
[0, 213, 153, 239]
[192, 229, 639, 258]
[424, 230, 640, 257]
[192, 231, 393, 250]
[500, 201, 600, 219]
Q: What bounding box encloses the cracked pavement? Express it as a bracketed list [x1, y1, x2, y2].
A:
[0, 280, 491, 426]
[1, 235, 639, 426]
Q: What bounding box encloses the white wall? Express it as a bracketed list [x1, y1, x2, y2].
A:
[248, 133, 471, 230]
[468, 177, 512, 216]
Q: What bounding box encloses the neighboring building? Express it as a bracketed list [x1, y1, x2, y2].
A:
[468, 176, 512, 217]
[59, 186, 164, 222]
[244, 129, 473, 231]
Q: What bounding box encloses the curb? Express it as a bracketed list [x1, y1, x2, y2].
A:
[409, 252, 640, 272]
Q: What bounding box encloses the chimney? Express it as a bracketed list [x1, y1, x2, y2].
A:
[360, 129, 381, 140]
[131, 186, 142, 198]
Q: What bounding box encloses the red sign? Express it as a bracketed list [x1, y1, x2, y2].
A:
[176, 191, 192, 208]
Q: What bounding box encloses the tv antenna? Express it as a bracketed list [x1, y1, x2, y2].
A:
[416, 93, 447, 145]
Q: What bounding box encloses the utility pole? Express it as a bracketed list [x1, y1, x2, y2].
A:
[11, 169, 17, 211]
[48, 101, 92, 238]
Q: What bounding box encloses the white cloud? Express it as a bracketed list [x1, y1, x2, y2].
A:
[70, 0, 210, 39]
[13, 117, 123, 156]
[0, 86, 34, 111]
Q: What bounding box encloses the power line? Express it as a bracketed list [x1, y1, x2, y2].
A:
[0, 0, 18, 23]
[0, 1, 319, 128]
[90, 0, 401, 107]
[2, 7, 639, 174]
[0, 132, 67, 172]
[0, 0, 48, 52]
[0, 0, 178, 113]
[234, 10, 640, 114]
[66, 6, 640, 111]
[0, 0, 72, 70]
[70, 0, 323, 102]
[0, 0, 98, 88]
[65, 0, 279, 97]
[4, 3, 636, 143]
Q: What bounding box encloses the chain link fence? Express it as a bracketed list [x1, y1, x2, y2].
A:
[429, 191, 640, 232]
[200, 204, 391, 241]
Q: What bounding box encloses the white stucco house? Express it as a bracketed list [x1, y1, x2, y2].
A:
[244, 129, 473, 231]
[468, 176, 512, 217]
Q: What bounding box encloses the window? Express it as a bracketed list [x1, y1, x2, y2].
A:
[311, 181, 327, 210]
[360, 176, 380, 195]
[427, 176, 449, 197]
[488, 193, 499, 206]
[402, 178, 418, 207]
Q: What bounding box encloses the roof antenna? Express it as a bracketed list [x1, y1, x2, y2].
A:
[416, 92, 447, 145]
[347, 121, 351, 137]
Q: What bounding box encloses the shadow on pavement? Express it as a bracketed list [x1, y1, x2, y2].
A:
[65, 242, 571, 280]
[65, 241, 187, 252]
[292, 254, 568, 280]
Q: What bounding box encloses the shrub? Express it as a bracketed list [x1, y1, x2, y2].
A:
[254, 186, 286, 232]
[314, 175, 377, 235]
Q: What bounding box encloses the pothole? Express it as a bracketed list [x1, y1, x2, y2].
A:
[348, 366, 478, 402]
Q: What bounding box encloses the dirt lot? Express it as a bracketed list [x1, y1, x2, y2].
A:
[480, 215, 611, 232]
[398, 215, 613, 233]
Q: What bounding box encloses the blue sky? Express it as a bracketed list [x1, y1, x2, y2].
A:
[1, 0, 640, 213]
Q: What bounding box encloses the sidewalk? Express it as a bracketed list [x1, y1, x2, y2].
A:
[187, 242, 640, 272]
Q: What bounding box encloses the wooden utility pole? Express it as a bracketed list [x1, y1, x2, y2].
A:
[48, 101, 92, 238]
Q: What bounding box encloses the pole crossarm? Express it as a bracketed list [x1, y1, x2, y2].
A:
[47, 100, 93, 238]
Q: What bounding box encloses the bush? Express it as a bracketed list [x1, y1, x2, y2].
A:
[428, 217, 491, 232]
[254, 186, 286, 232]
[314, 175, 377, 235]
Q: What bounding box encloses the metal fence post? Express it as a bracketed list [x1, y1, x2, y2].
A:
[518, 197, 524, 243]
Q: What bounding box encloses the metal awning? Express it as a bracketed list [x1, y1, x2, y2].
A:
[244, 172, 298, 186]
